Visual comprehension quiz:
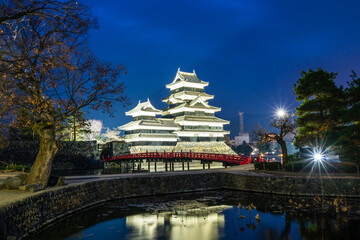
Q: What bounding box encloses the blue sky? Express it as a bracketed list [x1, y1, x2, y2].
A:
[85, 0, 360, 138]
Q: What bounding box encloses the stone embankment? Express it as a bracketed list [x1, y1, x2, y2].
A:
[1, 168, 360, 239]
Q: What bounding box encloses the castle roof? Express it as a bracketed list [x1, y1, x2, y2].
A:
[125, 99, 161, 116]
[174, 115, 229, 124]
[162, 91, 214, 103]
[119, 118, 180, 131]
[166, 69, 208, 89]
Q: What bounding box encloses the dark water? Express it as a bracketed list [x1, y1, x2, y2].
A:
[28, 191, 360, 240]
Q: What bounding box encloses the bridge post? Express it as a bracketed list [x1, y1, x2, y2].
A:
[148, 161, 150, 172]
[203, 163, 205, 169]
[208, 163, 210, 169]
[172, 161, 175, 171]
[132, 161, 135, 171]
[165, 162, 168, 172]
[155, 161, 157, 172]
[182, 161, 184, 171]
[187, 161, 190, 170]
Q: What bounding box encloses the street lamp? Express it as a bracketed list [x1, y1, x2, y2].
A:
[276, 108, 286, 118]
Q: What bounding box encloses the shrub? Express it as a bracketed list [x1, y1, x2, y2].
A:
[0, 163, 31, 172]
[284, 161, 307, 172]
[286, 152, 300, 162]
[266, 162, 282, 171]
[340, 163, 359, 173]
[254, 162, 267, 170]
[254, 161, 281, 171]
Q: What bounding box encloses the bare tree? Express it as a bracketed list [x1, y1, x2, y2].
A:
[253, 114, 297, 165]
[0, 0, 75, 24]
[0, 0, 128, 186]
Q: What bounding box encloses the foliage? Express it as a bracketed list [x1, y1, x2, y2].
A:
[232, 141, 253, 156]
[293, 68, 345, 148]
[339, 162, 359, 173]
[254, 162, 265, 170]
[0, 163, 31, 171]
[294, 68, 360, 163]
[8, 126, 39, 141]
[0, 0, 128, 186]
[338, 71, 360, 162]
[266, 161, 282, 171]
[61, 113, 91, 141]
[254, 162, 281, 171]
[286, 152, 300, 162]
[283, 161, 339, 173]
[283, 161, 307, 172]
[254, 161, 281, 171]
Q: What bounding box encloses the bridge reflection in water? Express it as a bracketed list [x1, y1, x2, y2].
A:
[102, 151, 251, 172]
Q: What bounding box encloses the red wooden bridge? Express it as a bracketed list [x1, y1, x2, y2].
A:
[102, 151, 252, 165]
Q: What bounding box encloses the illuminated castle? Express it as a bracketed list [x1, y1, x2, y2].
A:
[120, 69, 235, 154]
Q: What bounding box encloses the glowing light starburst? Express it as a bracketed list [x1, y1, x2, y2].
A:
[300, 139, 339, 180]
[313, 152, 324, 162]
[276, 108, 286, 118]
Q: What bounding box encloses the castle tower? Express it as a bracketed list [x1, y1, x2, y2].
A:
[162, 69, 235, 154]
[119, 99, 180, 153]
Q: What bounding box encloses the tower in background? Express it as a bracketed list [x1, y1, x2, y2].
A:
[233, 112, 250, 146]
[239, 112, 244, 135]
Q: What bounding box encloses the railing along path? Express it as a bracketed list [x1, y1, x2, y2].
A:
[102, 151, 252, 165]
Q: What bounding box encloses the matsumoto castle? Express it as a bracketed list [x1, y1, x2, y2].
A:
[120, 69, 236, 155]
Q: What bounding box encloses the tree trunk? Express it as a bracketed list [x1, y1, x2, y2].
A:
[73, 119, 76, 141]
[26, 126, 59, 187]
[278, 139, 288, 165]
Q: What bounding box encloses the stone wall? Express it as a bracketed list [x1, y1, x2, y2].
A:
[222, 173, 360, 197]
[173, 142, 237, 154]
[99, 141, 130, 157]
[0, 172, 222, 240]
[1, 170, 360, 240]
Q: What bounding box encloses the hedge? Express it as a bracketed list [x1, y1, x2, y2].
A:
[0, 163, 31, 172]
[254, 161, 281, 171]
[284, 161, 307, 172]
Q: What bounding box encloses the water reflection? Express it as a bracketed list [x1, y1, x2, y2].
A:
[125, 205, 230, 240]
[28, 191, 360, 240]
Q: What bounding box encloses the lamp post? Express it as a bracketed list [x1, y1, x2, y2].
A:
[276, 108, 286, 118]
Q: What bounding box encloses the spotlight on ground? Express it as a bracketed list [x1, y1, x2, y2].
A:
[313, 153, 323, 162]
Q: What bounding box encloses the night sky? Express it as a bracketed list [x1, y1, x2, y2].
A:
[86, 0, 360, 138]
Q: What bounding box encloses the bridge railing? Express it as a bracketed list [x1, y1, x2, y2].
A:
[101, 152, 252, 165]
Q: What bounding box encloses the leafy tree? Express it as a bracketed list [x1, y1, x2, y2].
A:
[253, 114, 297, 165]
[340, 71, 360, 162]
[232, 140, 253, 156]
[0, 0, 128, 186]
[61, 113, 91, 142]
[293, 68, 346, 148]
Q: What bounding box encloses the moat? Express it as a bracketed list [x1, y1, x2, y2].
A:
[28, 190, 360, 240]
